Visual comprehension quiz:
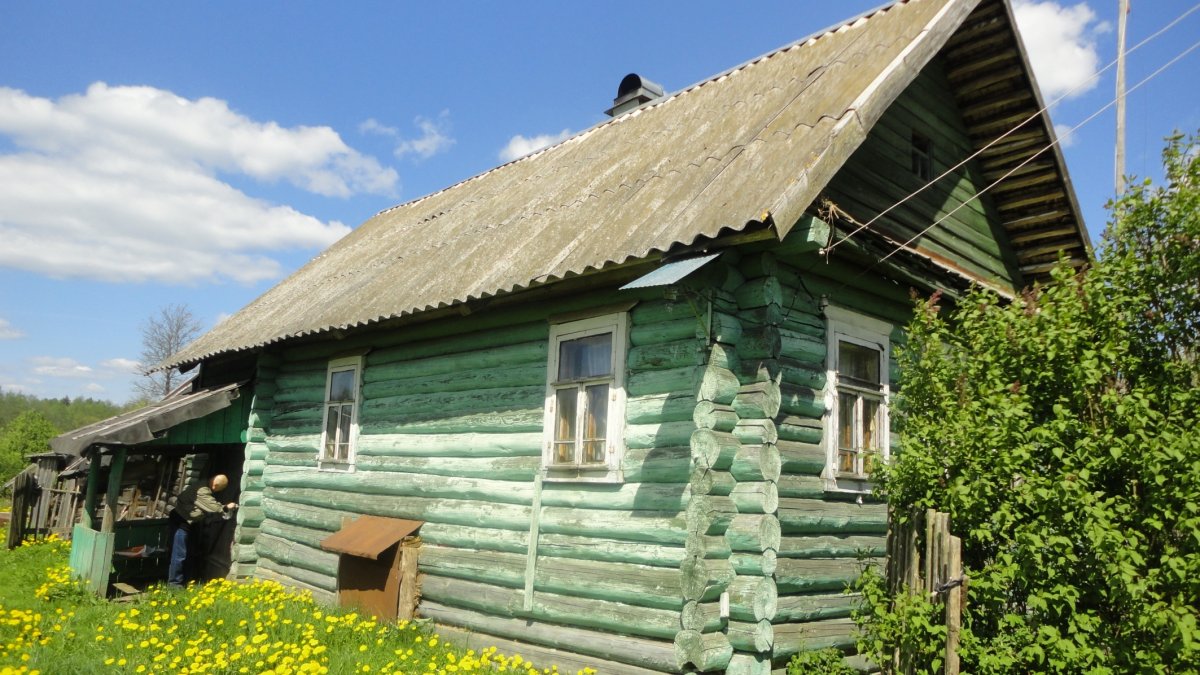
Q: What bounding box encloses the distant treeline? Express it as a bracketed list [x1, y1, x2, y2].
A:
[0, 390, 134, 432]
[1, 391, 138, 489]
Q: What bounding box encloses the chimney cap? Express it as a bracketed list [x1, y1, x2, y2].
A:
[606, 73, 665, 117]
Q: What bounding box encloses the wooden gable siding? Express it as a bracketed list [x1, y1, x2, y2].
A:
[237, 287, 712, 673]
[823, 55, 1022, 290]
[141, 389, 253, 446]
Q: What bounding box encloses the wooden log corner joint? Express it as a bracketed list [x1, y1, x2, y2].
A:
[320, 515, 423, 621]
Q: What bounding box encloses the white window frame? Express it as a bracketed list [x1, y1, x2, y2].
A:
[318, 356, 363, 471]
[541, 312, 629, 483]
[823, 306, 891, 493]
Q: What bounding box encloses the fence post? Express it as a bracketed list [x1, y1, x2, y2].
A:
[885, 507, 967, 674]
[945, 534, 962, 675]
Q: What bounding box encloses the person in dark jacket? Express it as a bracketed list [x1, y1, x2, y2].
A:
[167, 474, 237, 587]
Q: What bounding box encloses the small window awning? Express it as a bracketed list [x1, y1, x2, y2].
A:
[49, 382, 243, 457]
[320, 516, 423, 560]
[619, 252, 721, 290]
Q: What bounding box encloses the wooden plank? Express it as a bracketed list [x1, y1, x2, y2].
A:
[774, 592, 859, 623]
[434, 620, 674, 675]
[777, 498, 888, 535]
[264, 465, 690, 511]
[523, 474, 543, 611]
[771, 617, 857, 658]
[778, 534, 885, 559]
[419, 574, 682, 640]
[774, 557, 879, 594]
[100, 448, 127, 534]
[422, 601, 679, 673]
[419, 522, 688, 568]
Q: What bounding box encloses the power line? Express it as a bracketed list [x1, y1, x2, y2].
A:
[822, 1, 1200, 256]
[870, 36, 1200, 272]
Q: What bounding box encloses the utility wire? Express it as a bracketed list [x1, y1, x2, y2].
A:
[868, 36, 1200, 272]
[821, 1, 1200, 255]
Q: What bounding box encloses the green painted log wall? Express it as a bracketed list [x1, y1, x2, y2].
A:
[237, 51, 1025, 673]
[700, 248, 897, 671]
[249, 290, 700, 673]
[144, 387, 253, 446]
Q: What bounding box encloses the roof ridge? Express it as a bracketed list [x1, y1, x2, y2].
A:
[369, 0, 910, 222]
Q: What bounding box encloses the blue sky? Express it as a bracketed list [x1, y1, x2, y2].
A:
[1, 0, 1197, 403]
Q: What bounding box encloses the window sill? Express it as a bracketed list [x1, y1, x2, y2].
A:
[825, 475, 874, 497]
[318, 461, 355, 473]
[541, 466, 624, 484]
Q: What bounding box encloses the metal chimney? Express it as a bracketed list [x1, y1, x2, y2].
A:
[605, 73, 664, 117]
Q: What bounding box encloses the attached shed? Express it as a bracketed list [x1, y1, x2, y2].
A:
[155, 0, 1089, 672]
[56, 378, 253, 594]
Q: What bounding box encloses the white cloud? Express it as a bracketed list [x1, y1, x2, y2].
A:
[83, 383, 106, 393]
[1013, 1, 1109, 101]
[1054, 122, 1078, 147]
[0, 83, 398, 284]
[0, 383, 31, 394]
[0, 318, 22, 339]
[100, 358, 142, 374]
[31, 356, 94, 378]
[363, 112, 456, 161]
[498, 129, 573, 163]
[359, 118, 398, 137]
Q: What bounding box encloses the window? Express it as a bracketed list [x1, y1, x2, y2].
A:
[911, 132, 933, 181]
[542, 313, 628, 482]
[320, 356, 362, 469]
[824, 307, 891, 491]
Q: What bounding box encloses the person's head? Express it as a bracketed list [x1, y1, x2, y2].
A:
[210, 474, 229, 493]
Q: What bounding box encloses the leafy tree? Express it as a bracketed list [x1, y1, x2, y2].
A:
[0, 411, 60, 487]
[135, 303, 202, 400]
[857, 133, 1200, 672]
[0, 390, 130, 432]
[1105, 133, 1200, 384]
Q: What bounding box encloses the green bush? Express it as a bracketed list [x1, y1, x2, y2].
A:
[0, 410, 59, 487]
[786, 646, 857, 674]
[857, 133, 1200, 672]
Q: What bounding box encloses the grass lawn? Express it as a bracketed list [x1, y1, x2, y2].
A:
[0, 537, 584, 675]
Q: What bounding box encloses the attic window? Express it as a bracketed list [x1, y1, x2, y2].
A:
[911, 132, 933, 182]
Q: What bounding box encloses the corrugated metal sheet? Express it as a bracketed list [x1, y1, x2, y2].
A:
[49, 382, 242, 456]
[320, 516, 423, 560]
[619, 253, 722, 290]
[164, 0, 1086, 370]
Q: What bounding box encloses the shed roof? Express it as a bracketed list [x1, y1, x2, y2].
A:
[165, 0, 1088, 370]
[320, 516, 423, 560]
[49, 382, 242, 457]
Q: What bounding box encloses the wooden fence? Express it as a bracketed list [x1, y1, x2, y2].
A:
[6, 466, 38, 548]
[887, 507, 968, 675]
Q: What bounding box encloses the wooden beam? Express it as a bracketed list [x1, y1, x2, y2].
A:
[99, 447, 127, 534]
[950, 65, 1017, 97]
[523, 473, 543, 612]
[82, 451, 102, 529]
[1001, 208, 1072, 230]
[989, 170, 1060, 194]
[996, 189, 1067, 212]
[1007, 225, 1079, 246]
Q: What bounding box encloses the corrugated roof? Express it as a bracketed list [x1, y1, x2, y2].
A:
[49, 382, 242, 456]
[165, 0, 1086, 370]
